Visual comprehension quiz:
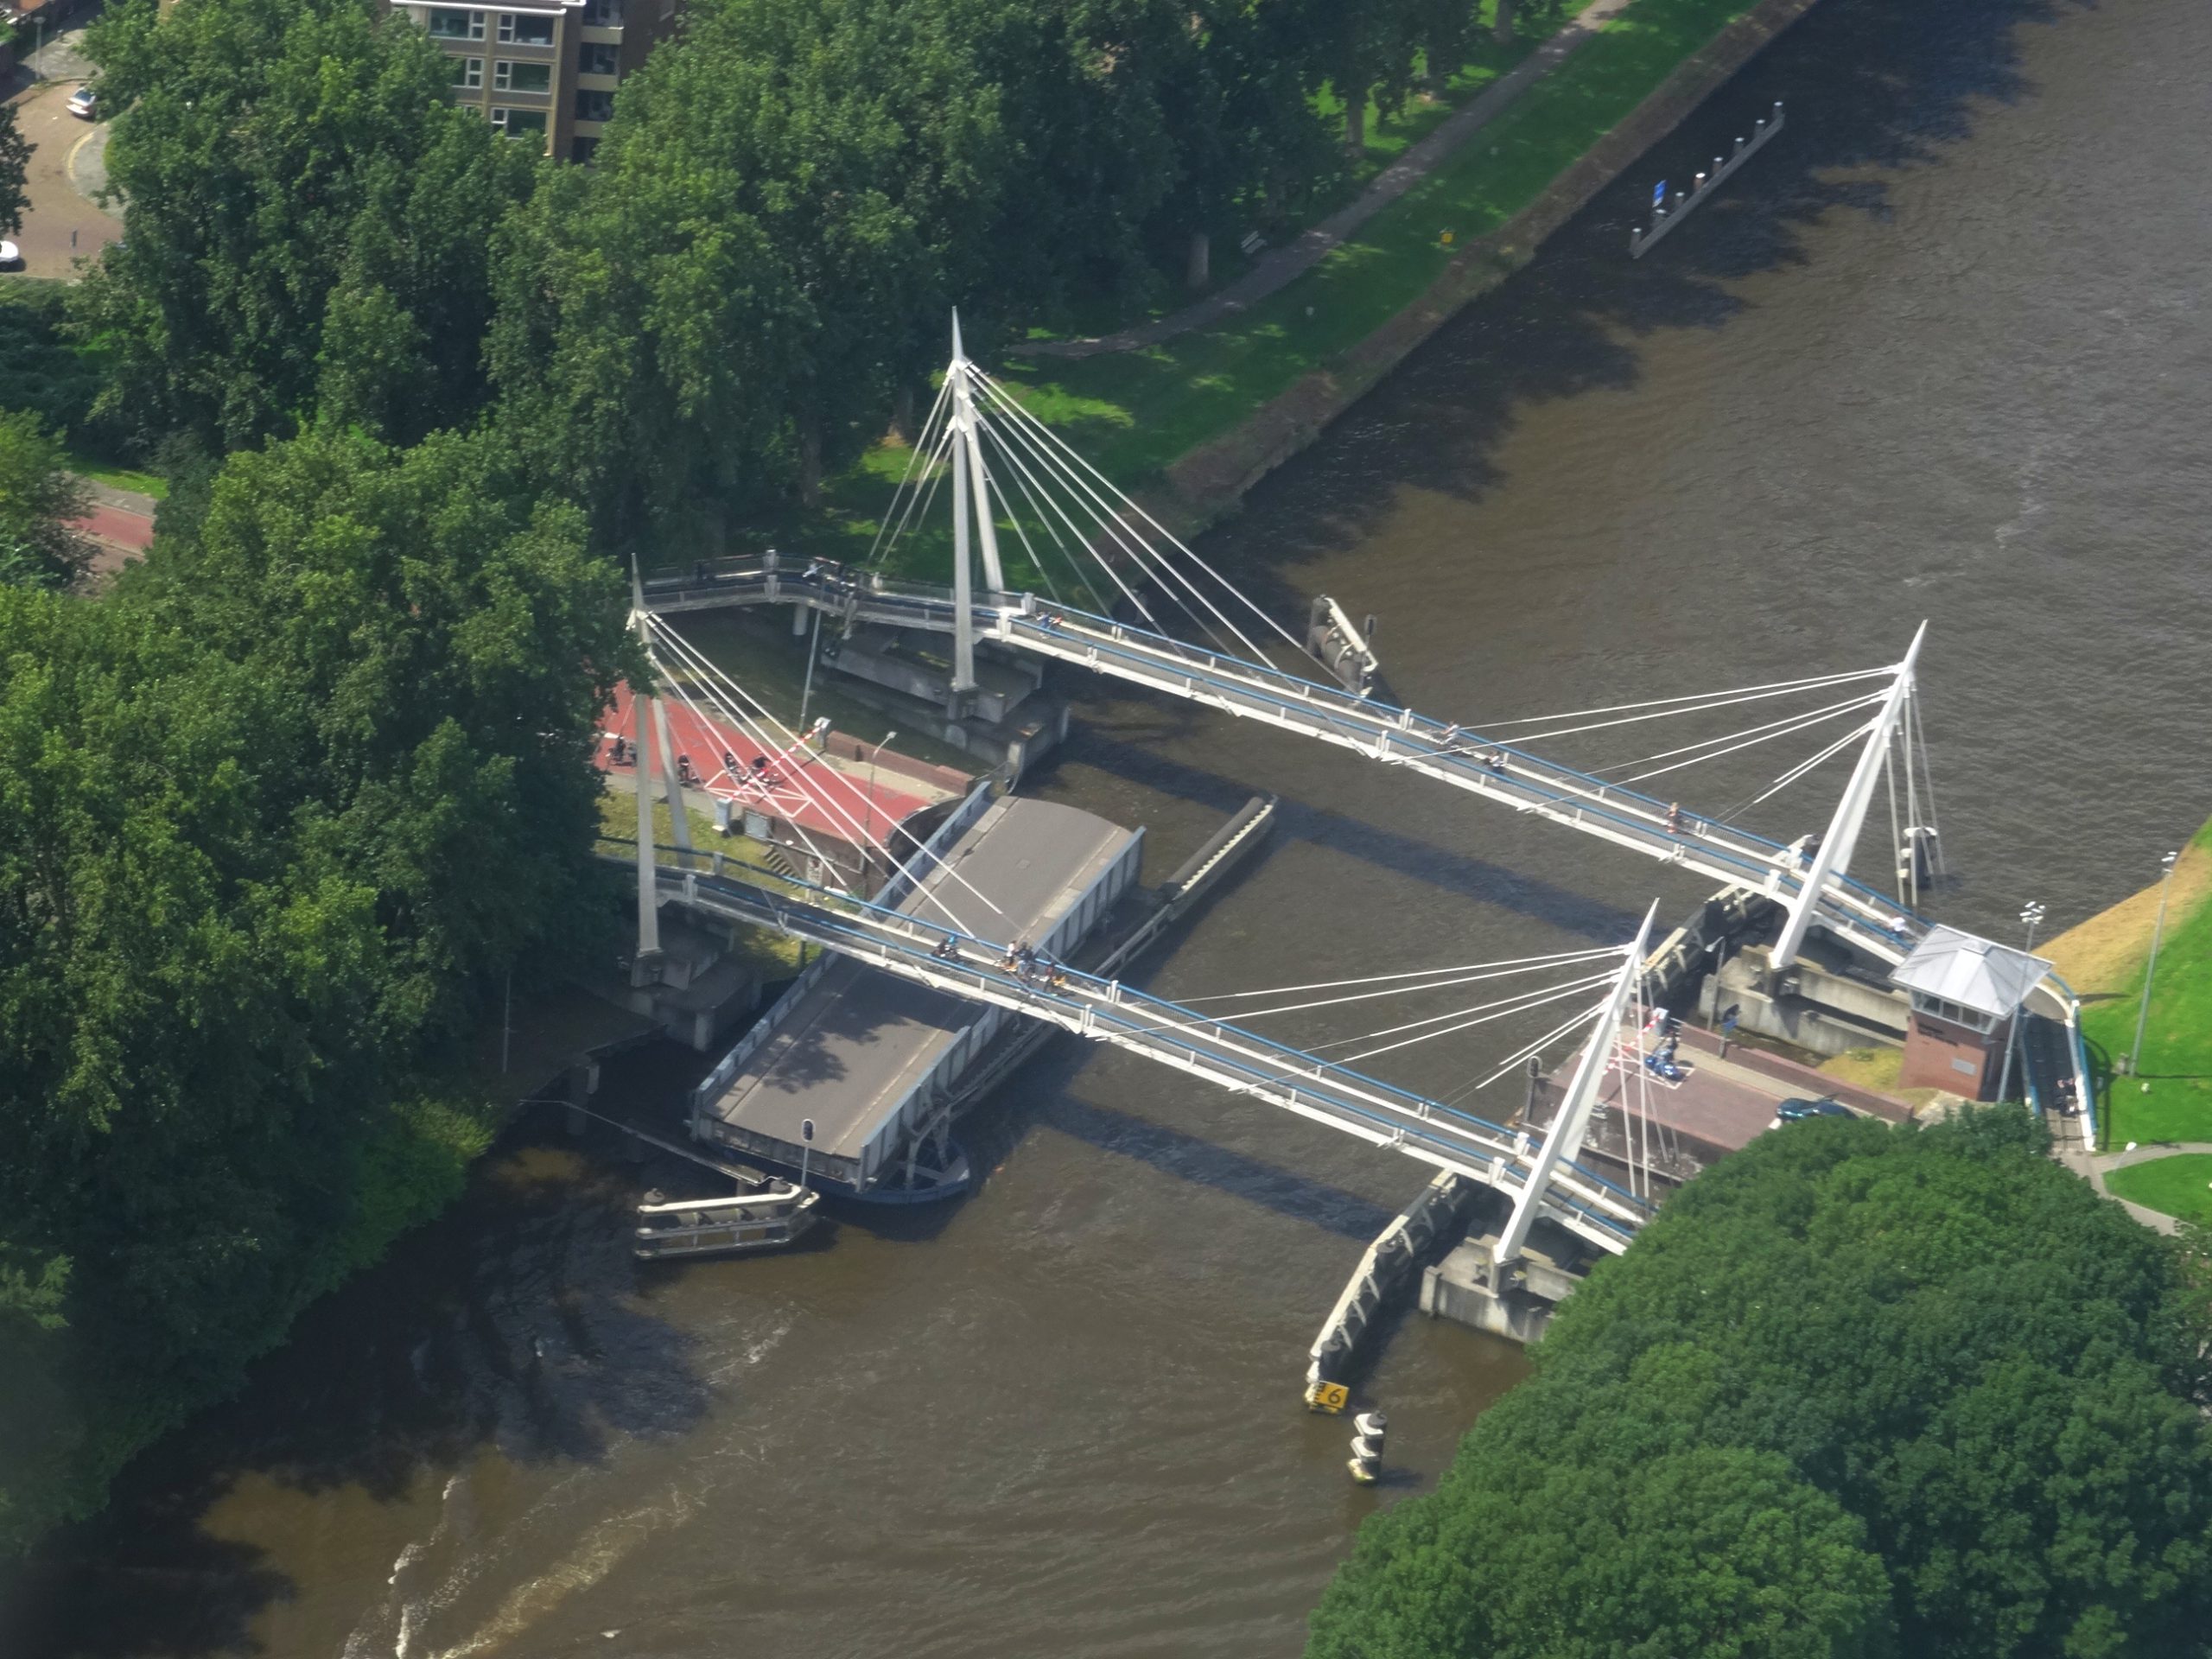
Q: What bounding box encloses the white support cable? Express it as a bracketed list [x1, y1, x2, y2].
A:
[654, 657, 989, 935]
[970, 374, 1296, 669]
[873, 414, 963, 577]
[1738, 718, 1879, 806]
[975, 407, 1158, 626]
[1109, 953, 1622, 1052]
[1616, 697, 1884, 788]
[868, 394, 955, 571]
[1910, 684, 1945, 875]
[1175, 945, 1624, 1004]
[864, 376, 957, 568]
[1472, 665, 1896, 731]
[970, 389, 1223, 645]
[1334, 975, 1623, 1067]
[650, 671, 868, 902]
[981, 425, 1106, 611]
[972, 403, 1169, 631]
[971, 365, 1328, 671]
[974, 445, 1067, 606]
[1587, 689, 1887, 778]
[645, 620, 1011, 926]
[1494, 671, 1894, 749]
[1454, 1000, 1614, 1097]
[1176, 946, 1628, 1013]
[1303, 969, 1622, 1056]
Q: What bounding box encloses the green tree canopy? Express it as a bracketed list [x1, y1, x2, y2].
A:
[0, 408, 91, 588]
[0, 102, 32, 240]
[75, 0, 541, 452]
[1308, 1110, 2212, 1659]
[0, 426, 632, 1551]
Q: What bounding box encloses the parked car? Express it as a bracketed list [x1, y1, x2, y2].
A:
[66, 86, 97, 120]
[1769, 1096, 1853, 1129]
[0, 240, 19, 269]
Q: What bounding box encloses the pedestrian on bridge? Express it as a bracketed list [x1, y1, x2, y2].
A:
[1665, 802, 1684, 836]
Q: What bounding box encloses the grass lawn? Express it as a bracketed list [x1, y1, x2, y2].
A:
[65, 448, 168, 499]
[995, 0, 1764, 488]
[701, 0, 1763, 587]
[592, 785, 809, 976]
[2077, 817, 2212, 1147]
[2105, 1154, 2212, 1230]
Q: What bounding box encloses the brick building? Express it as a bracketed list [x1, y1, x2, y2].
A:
[389, 0, 677, 162]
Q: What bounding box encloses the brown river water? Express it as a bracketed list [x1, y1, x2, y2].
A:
[7, 0, 2210, 1652]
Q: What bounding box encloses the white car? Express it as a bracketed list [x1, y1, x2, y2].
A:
[0, 240, 18, 268]
[66, 86, 97, 120]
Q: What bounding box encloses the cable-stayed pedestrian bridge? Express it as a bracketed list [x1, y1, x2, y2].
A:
[610, 841, 1656, 1259]
[643, 559, 1929, 974]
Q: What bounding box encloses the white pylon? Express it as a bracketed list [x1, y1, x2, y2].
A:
[943, 310, 1003, 697]
[1493, 899, 1658, 1268]
[1769, 621, 1928, 970]
[627, 565, 661, 976]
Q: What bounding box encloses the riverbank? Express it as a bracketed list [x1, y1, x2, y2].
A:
[778, 0, 1828, 577]
[1014, 0, 1827, 536]
[2043, 815, 2212, 1166]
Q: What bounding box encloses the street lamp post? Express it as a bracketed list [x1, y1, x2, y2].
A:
[1995, 901, 2044, 1107]
[860, 730, 897, 884]
[2124, 850, 2181, 1078]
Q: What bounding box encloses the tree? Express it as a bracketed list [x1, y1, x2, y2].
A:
[0, 408, 92, 587]
[73, 0, 540, 452]
[0, 102, 32, 239]
[0, 428, 633, 1550]
[1307, 1110, 2212, 1658]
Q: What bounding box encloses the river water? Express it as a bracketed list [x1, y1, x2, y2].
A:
[10, 0, 2210, 1653]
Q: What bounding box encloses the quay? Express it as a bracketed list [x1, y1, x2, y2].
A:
[688, 788, 1141, 1197]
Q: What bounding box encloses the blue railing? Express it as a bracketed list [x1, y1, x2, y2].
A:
[613, 840, 1645, 1235]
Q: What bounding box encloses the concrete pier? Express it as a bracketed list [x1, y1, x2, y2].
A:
[690, 792, 1141, 1194]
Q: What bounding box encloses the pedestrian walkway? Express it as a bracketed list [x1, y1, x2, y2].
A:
[1025, 0, 1637, 360]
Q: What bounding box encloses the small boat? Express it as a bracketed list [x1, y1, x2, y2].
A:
[632, 1181, 820, 1259]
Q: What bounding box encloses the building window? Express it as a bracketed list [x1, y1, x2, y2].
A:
[570, 135, 600, 165]
[578, 40, 620, 76]
[448, 55, 484, 87]
[574, 88, 614, 123]
[427, 8, 485, 38]
[488, 106, 549, 137]
[496, 12, 556, 44]
[493, 60, 552, 92]
[581, 0, 624, 26]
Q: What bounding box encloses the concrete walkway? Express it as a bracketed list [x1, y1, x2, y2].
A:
[2055, 1135, 2212, 1237]
[1026, 0, 1637, 360]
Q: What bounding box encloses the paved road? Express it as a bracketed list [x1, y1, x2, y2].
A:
[4, 73, 120, 280]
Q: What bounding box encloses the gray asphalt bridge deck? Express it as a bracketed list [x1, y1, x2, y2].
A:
[693, 793, 1141, 1191]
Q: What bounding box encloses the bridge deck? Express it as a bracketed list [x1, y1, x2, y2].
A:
[640, 561, 1923, 972]
[641, 849, 1649, 1253]
[693, 797, 1138, 1189]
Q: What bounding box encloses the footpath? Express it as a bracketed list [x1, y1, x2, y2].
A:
[1030, 0, 1638, 360]
[1149, 0, 1827, 526]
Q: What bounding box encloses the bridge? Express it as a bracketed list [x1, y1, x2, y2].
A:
[641, 559, 1927, 974]
[613, 841, 1658, 1260]
[610, 318, 2097, 1273]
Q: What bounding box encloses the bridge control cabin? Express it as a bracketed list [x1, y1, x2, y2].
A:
[1887, 925, 2050, 1100]
[689, 795, 1141, 1197]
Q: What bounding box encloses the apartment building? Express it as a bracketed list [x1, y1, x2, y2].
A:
[390, 0, 676, 163]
